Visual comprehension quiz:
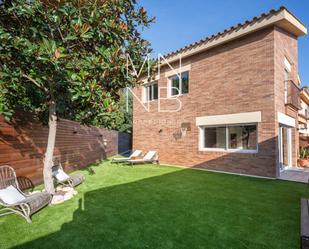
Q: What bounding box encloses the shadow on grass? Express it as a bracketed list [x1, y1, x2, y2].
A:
[12, 168, 309, 249]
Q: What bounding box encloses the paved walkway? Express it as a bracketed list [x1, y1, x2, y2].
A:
[279, 168, 309, 183]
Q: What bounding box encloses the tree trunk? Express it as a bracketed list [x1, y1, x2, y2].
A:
[43, 100, 57, 194]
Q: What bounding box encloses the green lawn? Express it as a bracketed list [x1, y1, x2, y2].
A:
[1, 160, 308, 249]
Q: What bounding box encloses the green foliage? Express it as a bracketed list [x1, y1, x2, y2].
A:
[299, 147, 309, 159]
[0, 0, 153, 129]
[118, 90, 132, 133]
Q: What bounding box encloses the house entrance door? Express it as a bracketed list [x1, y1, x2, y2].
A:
[278, 126, 292, 171]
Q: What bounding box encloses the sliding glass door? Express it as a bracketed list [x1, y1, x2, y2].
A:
[278, 126, 292, 171]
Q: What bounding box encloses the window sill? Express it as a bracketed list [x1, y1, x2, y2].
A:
[168, 93, 189, 98]
[142, 99, 158, 104]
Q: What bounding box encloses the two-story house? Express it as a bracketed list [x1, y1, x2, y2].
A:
[132, 7, 307, 178]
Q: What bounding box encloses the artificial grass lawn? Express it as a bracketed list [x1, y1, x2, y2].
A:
[1, 161, 309, 249]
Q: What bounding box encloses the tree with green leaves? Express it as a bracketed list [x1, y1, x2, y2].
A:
[0, 0, 153, 194]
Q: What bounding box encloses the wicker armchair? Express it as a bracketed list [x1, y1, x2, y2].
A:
[0, 165, 51, 223]
[52, 163, 84, 188]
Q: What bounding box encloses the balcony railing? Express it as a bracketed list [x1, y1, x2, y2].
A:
[285, 80, 301, 110]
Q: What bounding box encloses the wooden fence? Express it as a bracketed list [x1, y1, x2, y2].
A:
[0, 112, 131, 185]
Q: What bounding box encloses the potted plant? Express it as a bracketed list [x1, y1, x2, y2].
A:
[299, 147, 308, 167]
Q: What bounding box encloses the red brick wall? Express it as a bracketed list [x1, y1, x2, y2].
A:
[274, 26, 299, 171]
[133, 27, 281, 177]
[0, 113, 131, 185]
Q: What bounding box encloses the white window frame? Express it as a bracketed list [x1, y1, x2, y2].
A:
[143, 81, 158, 102]
[168, 71, 189, 97]
[198, 123, 258, 154]
[278, 125, 292, 170]
[284, 57, 291, 104]
[284, 69, 289, 104]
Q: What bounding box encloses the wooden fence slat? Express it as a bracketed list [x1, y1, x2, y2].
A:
[0, 112, 131, 185]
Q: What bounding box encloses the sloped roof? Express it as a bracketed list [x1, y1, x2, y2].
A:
[162, 6, 307, 64]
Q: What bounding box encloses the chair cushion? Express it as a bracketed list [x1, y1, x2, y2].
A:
[70, 174, 85, 187]
[130, 150, 143, 158]
[53, 169, 70, 182]
[25, 192, 52, 215]
[144, 151, 157, 160]
[0, 185, 25, 205]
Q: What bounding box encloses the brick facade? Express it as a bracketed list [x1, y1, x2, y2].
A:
[133, 25, 301, 178]
[274, 27, 300, 174]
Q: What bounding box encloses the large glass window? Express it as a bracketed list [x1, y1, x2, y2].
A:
[204, 127, 226, 149]
[169, 71, 189, 96]
[201, 124, 257, 152]
[144, 82, 158, 101]
[227, 125, 257, 150]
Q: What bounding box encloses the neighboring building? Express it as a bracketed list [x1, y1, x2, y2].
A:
[132, 7, 307, 178]
[299, 87, 309, 146]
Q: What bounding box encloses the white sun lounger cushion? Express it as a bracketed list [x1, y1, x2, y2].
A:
[0, 185, 25, 205]
[143, 151, 157, 160]
[53, 169, 70, 182]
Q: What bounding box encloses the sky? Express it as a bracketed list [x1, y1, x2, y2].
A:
[139, 0, 309, 87]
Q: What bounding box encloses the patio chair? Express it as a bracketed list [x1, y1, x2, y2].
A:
[52, 163, 85, 188]
[0, 165, 52, 223]
[127, 151, 159, 165]
[111, 150, 143, 163]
